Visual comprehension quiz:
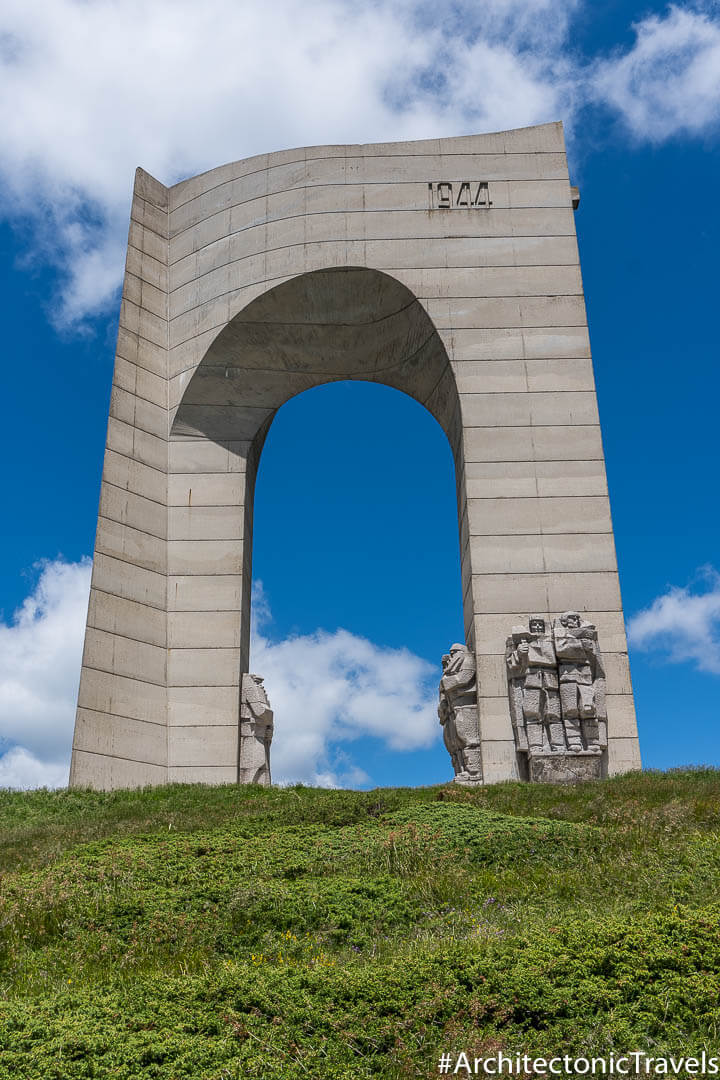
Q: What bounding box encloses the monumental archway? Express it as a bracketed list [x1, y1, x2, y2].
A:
[70, 123, 641, 789]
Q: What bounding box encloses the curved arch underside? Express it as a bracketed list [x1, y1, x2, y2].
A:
[171, 267, 460, 454]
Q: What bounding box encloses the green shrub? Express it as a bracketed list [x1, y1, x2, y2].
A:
[1, 772, 719, 1076]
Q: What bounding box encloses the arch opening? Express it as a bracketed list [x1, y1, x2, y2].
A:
[249, 378, 465, 786]
[166, 267, 466, 782]
[171, 267, 461, 455]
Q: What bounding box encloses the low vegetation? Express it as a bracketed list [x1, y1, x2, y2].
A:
[1, 770, 719, 1077]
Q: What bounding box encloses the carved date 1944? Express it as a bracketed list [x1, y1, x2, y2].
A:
[428, 181, 492, 209]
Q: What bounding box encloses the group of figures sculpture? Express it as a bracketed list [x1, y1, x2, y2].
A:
[438, 611, 607, 784]
[505, 612, 607, 758]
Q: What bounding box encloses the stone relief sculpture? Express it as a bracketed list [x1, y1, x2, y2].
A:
[553, 612, 607, 754]
[438, 643, 483, 785]
[438, 653, 463, 777]
[505, 612, 608, 781]
[505, 617, 564, 755]
[238, 674, 274, 785]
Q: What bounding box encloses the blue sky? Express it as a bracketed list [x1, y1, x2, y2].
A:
[0, 0, 719, 788]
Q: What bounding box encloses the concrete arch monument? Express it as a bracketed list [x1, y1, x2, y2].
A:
[70, 122, 641, 789]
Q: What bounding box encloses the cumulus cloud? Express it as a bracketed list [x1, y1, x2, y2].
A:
[0, 563, 439, 789]
[8, 0, 718, 323]
[627, 567, 720, 675]
[0, 746, 70, 790]
[251, 584, 439, 786]
[0, 0, 578, 323]
[591, 5, 720, 141]
[0, 558, 91, 788]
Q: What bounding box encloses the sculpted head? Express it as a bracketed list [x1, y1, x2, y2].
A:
[243, 672, 270, 705]
[560, 611, 582, 629]
[528, 616, 546, 635]
[449, 643, 467, 656]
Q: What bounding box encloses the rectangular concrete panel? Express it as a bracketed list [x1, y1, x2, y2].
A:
[73, 709, 167, 764]
[167, 685, 241, 726]
[71, 124, 641, 789]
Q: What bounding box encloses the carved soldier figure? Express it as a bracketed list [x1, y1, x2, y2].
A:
[505, 617, 564, 754]
[438, 643, 482, 784]
[239, 673, 274, 785]
[504, 632, 528, 754]
[552, 612, 606, 754]
[438, 653, 463, 777]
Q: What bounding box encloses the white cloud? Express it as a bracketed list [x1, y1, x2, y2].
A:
[627, 567, 720, 675]
[251, 587, 440, 785]
[0, 0, 575, 324]
[4, 0, 718, 324]
[0, 746, 70, 790]
[0, 558, 91, 789]
[591, 6, 720, 141]
[3, 1, 720, 323]
[0, 563, 440, 789]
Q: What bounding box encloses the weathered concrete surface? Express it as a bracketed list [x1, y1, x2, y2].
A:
[528, 751, 606, 784]
[69, 123, 641, 790]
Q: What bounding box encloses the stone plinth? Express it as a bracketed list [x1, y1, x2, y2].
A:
[528, 752, 606, 784]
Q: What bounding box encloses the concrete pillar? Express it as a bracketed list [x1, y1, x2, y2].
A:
[71, 169, 170, 788]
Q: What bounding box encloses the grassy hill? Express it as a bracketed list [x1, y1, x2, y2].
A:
[1, 771, 720, 1078]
